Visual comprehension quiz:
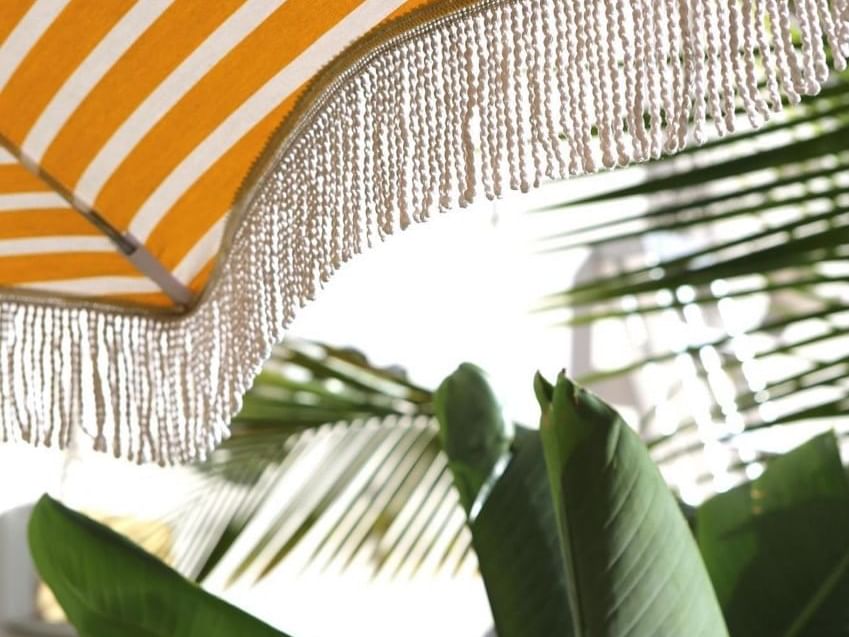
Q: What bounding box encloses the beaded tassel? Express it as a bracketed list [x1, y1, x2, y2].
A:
[0, 0, 847, 464]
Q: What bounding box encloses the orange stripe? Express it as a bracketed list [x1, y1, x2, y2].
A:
[387, 0, 432, 20]
[0, 163, 50, 192]
[41, 0, 244, 191]
[146, 0, 432, 284]
[188, 258, 216, 293]
[95, 0, 365, 229]
[0, 0, 437, 304]
[103, 291, 172, 307]
[0, 252, 137, 284]
[0, 1, 36, 46]
[0, 1, 134, 145]
[146, 99, 290, 269]
[0, 209, 97, 238]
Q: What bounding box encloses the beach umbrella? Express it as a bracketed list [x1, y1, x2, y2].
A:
[0, 0, 846, 464]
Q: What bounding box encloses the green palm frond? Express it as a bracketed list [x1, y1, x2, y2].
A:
[133, 339, 472, 591]
[232, 339, 431, 435]
[538, 71, 849, 494]
[192, 338, 432, 482]
[195, 416, 470, 588]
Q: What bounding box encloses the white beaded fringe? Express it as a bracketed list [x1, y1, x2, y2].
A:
[1, 0, 847, 464]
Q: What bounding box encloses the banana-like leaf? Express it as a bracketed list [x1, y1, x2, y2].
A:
[697, 431, 849, 637]
[434, 364, 574, 637]
[470, 426, 576, 637]
[434, 363, 514, 516]
[28, 495, 290, 637]
[536, 372, 728, 636]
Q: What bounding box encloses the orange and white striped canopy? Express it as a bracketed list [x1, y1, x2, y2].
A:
[0, 0, 429, 308]
[0, 0, 846, 462]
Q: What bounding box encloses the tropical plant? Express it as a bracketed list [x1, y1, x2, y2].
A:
[44, 64, 847, 626]
[29, 495, 289, 637]
[23, 51, 849, 637]
[30, 366, 849, 637]
[180, 338, 446, 586]
[536, 69, 849, 498]
[441, 367, 849, 636]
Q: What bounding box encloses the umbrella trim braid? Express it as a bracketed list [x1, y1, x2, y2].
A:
[1, 0, 847, 463]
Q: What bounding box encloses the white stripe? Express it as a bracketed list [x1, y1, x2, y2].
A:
[0, 236, 113, 256]
[172, 213, 227, 284]
[0, 0, 70, 92]
[0, 192, 67, 212]
[19, 276, 160, 296]
[23, 1, 173, 162]
[0, 148, 15, 164]
[128, 0, 408, 241]
[75, 0, 287, 205]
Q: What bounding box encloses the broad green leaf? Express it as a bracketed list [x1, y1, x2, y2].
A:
[435, 364, 573, 637]
[434, 363, 514, 516]
[697, 432, 849, 637]
[28, 495, 290, 637]
[537, 372, 728, 637]
[470, 426, 576, 637]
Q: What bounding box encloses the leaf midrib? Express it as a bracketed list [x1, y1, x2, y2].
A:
[783, 545, 849, 637]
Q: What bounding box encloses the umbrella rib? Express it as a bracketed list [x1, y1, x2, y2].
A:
[0, 133, 193, 307]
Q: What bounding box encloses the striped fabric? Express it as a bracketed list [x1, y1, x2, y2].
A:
[0, 0, 430, 308]
[1, 0, 847, 462]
